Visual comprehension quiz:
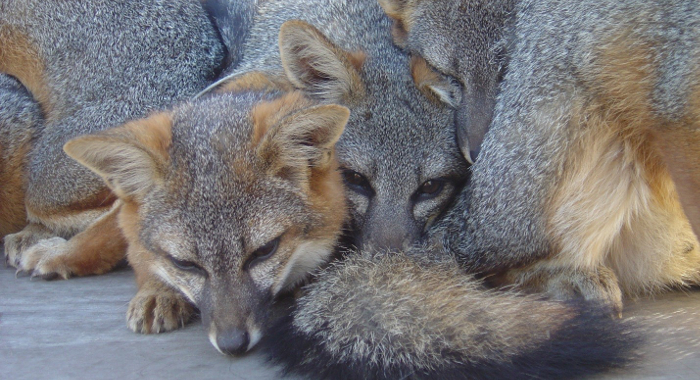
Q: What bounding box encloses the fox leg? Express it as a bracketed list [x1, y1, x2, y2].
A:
[127, 261, 195, 334]
[497, 263, 624, 315]
[4, 202, 127, 279]
[497, 101, 700, 311]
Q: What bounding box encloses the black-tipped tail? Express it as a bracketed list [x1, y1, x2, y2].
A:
[262, 252, 643, 379]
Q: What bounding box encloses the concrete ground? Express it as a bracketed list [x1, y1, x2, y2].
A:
[2, 250, 700, 380]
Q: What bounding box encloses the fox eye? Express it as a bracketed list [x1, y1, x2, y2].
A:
[416, 179, 446, 200]
[245, 237, 280, 270]
[169, 256, 205, 275]
[342, 169, 374, 196]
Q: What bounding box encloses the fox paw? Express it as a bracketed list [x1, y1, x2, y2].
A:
[4, 227, 54, 269]
[505, 264, 624, 316]
[127, 288, 195, 334]
[7, 236, 72, 280]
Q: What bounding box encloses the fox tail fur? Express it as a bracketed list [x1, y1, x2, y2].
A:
[263, 249, 642, 380]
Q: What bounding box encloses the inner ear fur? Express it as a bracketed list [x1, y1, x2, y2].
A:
[63, 112, 172, 202]
[256, 99, 349, 184]
[278, 20, 365, 104]
[410, 55, 462, 107]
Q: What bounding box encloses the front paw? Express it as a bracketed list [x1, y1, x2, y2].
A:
[4, 225, 54, 269]
[504, 264, 624, 316]
[127, 286, 195, 334]
[9, 236, 72, 280]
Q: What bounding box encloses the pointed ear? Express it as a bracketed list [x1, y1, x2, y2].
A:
[377, 0, 411, 19]
[278, 20, 365, 104]
[257, 102, 349, 184]
[63, 113, 172, 201]
[378, 0, 419, 47]
[410, 55, 462, 108]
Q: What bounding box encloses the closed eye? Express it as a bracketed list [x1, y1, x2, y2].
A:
[168, 255, 207, 277]
[244, 236, 281, 270]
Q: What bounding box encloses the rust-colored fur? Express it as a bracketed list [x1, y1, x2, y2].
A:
[497, 28, 700, 311]
[0, 26, 54, 118]
[0, 135, 32, 236]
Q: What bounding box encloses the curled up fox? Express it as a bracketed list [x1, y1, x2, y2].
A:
[380, 0, 700, 314]
[65, 70, 640, 379]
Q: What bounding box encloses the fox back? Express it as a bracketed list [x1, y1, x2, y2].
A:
[65, 79, 349, 354]
[0, 0, 225, 227]
[206, 0, 470, 252]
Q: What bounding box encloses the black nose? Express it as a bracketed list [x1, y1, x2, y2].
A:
[217, 328, 249, 356]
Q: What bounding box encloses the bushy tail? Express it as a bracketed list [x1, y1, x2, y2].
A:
[263, 249, 642, 380]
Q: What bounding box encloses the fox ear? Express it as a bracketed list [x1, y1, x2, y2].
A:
[257, 102, 349, 183]
[278, 20, 365, 104]
[377, 0, 411, 18]
[410, 55, 462, 108]
[63, 113, 172, 201]
[378, 0, 418, 47]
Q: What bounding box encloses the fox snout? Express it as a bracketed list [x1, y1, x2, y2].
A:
[207, 316, 265, 356]
[210, 327, 253, 356]
[201, 278, 271, 356]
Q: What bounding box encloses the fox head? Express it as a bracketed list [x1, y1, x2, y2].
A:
[64, 78, 348, 355]
[379, 0, 514, 164]
[274, 19, 470, 252]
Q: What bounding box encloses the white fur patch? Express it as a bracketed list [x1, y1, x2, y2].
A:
[273, 239, 335, 295]
[247, 327, 263, 351]
[151, 264, 197, 304]
[208, 327, 225, 355]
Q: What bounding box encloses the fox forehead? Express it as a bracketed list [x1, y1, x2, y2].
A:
[138, 93, 316, 255]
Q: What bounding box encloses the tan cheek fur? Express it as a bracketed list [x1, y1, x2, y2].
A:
[265, 153, 347, 294]
[118, 200, 158, 288]
[542, 28, 700, 298]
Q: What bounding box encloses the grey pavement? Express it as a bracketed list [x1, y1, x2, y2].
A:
[2, 249, 700, 380]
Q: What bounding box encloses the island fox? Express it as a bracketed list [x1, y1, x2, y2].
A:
[1, 0, 224, 277]
[201, 0, 470, 252]
[68, 73, 641, 376]
[380, 0, 700, 312]
[65, 74, 350, 355]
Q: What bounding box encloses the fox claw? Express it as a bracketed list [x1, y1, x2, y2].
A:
[127, 285, 195, 334]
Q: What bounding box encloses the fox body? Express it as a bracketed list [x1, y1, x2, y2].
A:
[205, 0, 470, 252]
[1, 0, 224, 277]
[66, 78, 349, 355]
[381, 0, 700, 311]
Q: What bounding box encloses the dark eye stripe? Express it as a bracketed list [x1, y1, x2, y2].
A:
[168, 255, 207, 277]
[245, 236, 280, 270]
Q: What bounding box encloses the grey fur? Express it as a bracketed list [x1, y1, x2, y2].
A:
[1, 0, 225, 222]
[0, 74, 43, 236]
[207, 0, 469, 251]
[264, 247, 642, 379]
[402, 0, 700, 270]
[200, 0, 261, 70]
